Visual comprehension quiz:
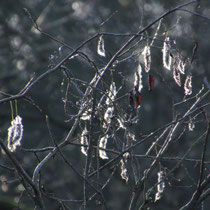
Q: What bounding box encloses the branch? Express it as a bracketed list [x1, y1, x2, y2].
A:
[198, 123, 210, 188]
[129, 91, 209, 209]
[0, 138, 44, 209]
[178, 8, 210, 20]
[83, 91, 97, 208]
[180, 125, 210, 210]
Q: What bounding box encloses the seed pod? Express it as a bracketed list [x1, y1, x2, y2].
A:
[148, 74, 155, 92]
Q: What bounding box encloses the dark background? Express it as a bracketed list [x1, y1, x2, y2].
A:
[0, 0, 210, 209]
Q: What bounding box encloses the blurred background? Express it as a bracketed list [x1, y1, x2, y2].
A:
[0, 0, 210, 209]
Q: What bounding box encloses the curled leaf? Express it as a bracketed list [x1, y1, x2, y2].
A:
[103, 107, 114, 128]
[143, 45, 151, 72]
[184, 75, 192, 95]
[106, 82, 117, 105]
[188, 117, 195, 131]
[191, 41, 198, 64]
[148, 74, 155, 92]
[134, 64, 143, 93]
[155, 171, 165, 202]
[80, 127, 89, 156]
[162, 37, 172, 70]
[173, 67, 182, 87]
[120, 152, 129, 182]
[97, 35, 105, 57]
[7, 115, 23, 152]
[99, 135, 109, 159]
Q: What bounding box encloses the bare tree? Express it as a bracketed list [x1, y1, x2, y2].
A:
[0, 0, 210, 209]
